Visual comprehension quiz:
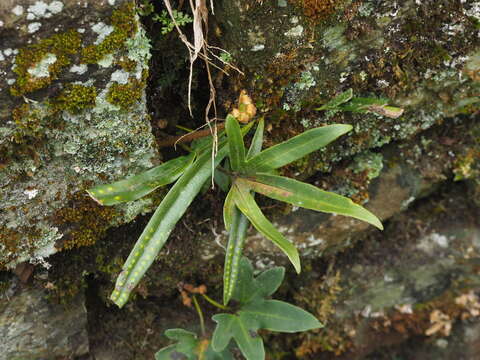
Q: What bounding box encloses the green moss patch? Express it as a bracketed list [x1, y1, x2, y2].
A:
[81, 1, 138, 64]
[106, 77, 145, 110]
[51, 84, 98, 113]
[53, 192, 118, 250]
[10, 30, 82, 97]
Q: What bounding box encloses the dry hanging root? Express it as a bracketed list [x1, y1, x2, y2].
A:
[163, 0, 242, 122]
[163, 0, 246, 184]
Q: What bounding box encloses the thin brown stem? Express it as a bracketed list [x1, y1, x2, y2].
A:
[157, 123, 225, 148]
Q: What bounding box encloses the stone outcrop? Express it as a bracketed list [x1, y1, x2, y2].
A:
[0, 0, 479, 359]
[0, 281, 88, 359]
[0, 0, 158, 268]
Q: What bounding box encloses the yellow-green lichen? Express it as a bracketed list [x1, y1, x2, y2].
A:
[10, 29, 82, 97]
[51, 84, 98, 113]
[81, 1, 138, 64]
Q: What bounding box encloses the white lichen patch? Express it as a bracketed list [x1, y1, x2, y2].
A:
[395, 304, 413, 314]
[306, 234, 324, 247]
[48, 1, 64, 14]
[377, 79, 390, 88]
[465, 2, 480, 20]
[70, 64, 88, 75]
[91, 22, 115, 45]
[27, 1, 48, 18]
[27, 53, 57, 77]
[97, 53, 114, 68]
[284, 25, 303, 37]
[110, 69, 130, 84]
[108, 0, 116, 5]
[27, 1, 64, 20]
[94, 86, 120, 113]
[126, 27, 152, 66]
[251, 44, 265, 51]
[0, 21, 4, 27]
[417, 233, 449, 254]
[12, 5, 24, 16]
[28, 22, 42, 33]
[24, 189, 39, 199]
[7, 225, 62, 269]
[254, 257, 276, 272]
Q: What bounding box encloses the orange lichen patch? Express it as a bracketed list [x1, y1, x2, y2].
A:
[289, 0, 339, 19]
[53, 192, 117, 250]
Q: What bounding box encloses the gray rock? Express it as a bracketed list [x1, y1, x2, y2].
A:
[0, 284, 88, 360]
[291, 182, 480, 358]
[215, 0, 479, 166]
[0, 0, 158, 268]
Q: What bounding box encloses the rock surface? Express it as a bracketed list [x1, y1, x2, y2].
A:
[0, 282, 88, 360]
[0, 0, 479, 359]
[0, 0, 158, 268]
[291, 183, 480, 358]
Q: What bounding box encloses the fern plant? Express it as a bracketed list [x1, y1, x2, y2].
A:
[87, 89, 393, 308]
[87, 121, 255, 307]
[155, 258, 322, 360]
[220, 115, 382, 305]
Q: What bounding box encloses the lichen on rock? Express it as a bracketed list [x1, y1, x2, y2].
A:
[0, 0, 158, 269]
